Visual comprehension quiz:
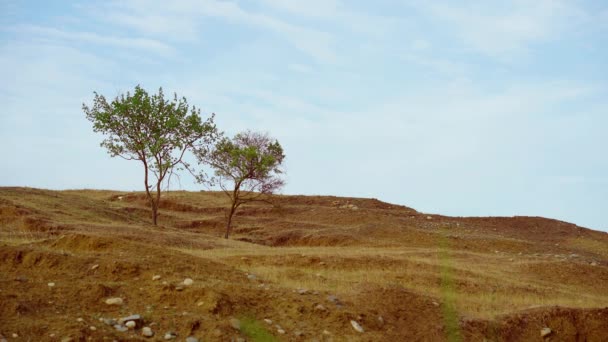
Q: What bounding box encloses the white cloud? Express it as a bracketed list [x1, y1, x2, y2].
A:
[417, 0, 589, 59]
[13, 25, 175, 56]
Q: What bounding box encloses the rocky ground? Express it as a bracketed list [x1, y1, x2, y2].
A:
[0, 187, 607, 341]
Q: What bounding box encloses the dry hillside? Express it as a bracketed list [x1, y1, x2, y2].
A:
[1, 187, 607, 341]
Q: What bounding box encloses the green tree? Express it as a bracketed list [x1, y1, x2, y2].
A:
[197, 131, 285, 238]
[83, 85, 217, 225]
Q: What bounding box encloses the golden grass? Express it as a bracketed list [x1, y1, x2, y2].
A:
[179, 243, 608, 320]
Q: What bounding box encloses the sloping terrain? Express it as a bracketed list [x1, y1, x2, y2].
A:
[0, 187, 607, 341]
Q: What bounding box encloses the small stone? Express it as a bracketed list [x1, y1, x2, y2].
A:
[142, 327, 154, 337]
[76, 317, 84, 322]
[294, 330, 303, 337]
[125, 321, 136, 329]
[540, 327, 552, 337]
[277, 328, 286, 334]
[247, 274, 257, 280]
[229, 318, 241, 330]
[314, 304, 327, 312]
[49, 334, 55, 338]
[350, 320, 364, 333]
[427, 216, 433, 220]
[119, 314, 142, 325]
[152, 275, 161, 281]
[61, 338, 73, 342]
[197, 301, 204, 306]
[48, 282, 56, 287]
[236, 338, 245, 342]
[298, 288, 308, 295]
[164, 331, 177, 340]
[91, 264, 99, 270]
[105, 297, 124, 305]
[114, 324, 128, 332]
[591, 262, 598, 266]
[432, 301, 440, 307]
[175, 286, 184, 291]
[89, 326, 96, 331]
[185, 337, 199, 342]
[263, 319, 273, 324]
[322, 330, 331, 335]
[183, 278, 194, 286]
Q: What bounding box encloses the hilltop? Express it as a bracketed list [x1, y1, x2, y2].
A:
[1, 187, 607, 341]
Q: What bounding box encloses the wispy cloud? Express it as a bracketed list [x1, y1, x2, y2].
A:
[12, 24, 175, 56]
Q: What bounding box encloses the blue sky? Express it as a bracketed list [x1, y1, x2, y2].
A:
[1, 0, 607, 231]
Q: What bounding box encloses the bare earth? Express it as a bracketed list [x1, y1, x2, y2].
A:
[1, 187, 607, 341]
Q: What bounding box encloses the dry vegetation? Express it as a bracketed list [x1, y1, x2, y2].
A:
[1, 187, 607, 341]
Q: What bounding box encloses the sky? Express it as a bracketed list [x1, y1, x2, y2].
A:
[1, 0, 607, 232]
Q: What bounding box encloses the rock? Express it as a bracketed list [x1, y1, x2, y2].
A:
[277, 328, 286, 334]
[164, 331, 177, 340]
[247, 274, 257, 280]
[142, 327, 154, 337]
[105, 297, 124, 305]
[427, 216, 433, 220]
[350, 320, 364, 333]
[114, 324, 128, 332]
[591, 262, 598, 266]
[298, 288, 308, 295]
[91, 264, 99, 270]
[76, 317, 84, 322]
[236, 338, 246, 342]
[61, 338, 73, 342]
[541, 327, 552, 337]
[197, 301, 204, 306]
[183, 278, 194, 286]
[322, 330, 331, 335]
[48, 282, 56, 287]
[11, 334, 18, 338]
[175, 286, 184, 291]
[119, 314, 142, 325]
[152, 275, 161, 281]
[89, 326, 96, 331]
[229, 318, 241, 330]
[314, 304, 327, 312]
[294, 330, 304, 337]
[125, 321, 136, 329]
[264, 319, 273, 324]
[185, 337, 199, 342]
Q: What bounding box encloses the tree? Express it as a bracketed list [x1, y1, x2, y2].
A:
[198, 131, 285, 238]
[83, 85, 217, 225]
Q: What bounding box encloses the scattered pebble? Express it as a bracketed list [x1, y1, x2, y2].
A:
[142, 327, 154, 337]
[91, 264, 99, 270]
[105, 297, 124, 305]
[102, 318, 117, 326]
[125, 321, 136, 329]
[152, 275, 161, 281]
[314, 304, 327, 312]
[540, 327, 552, 337]
[48, 282, 56, 287]
[114, 324, 128, 332]
[197, 301, 204, 306]
[185, 337, 199, 342]
[76, 317, 84, 322]
[322, 330, 331, 335]
[264, 319, 273, 324]
[61, 338, 73, 342]
[183, 278, 194, 286]
[591, 262, 598, 266]
[298, 288, 308, 295]
[119, 314, 142, 325]
[277, 328, 286, 334]
[350, 320, 364, 333]
[247, 274, 257, 280]
[89, 326, 96, 331]
[164, 331, 177, 340]
[229, 318, 241, 330]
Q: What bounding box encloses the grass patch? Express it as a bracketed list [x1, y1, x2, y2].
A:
[239, 316, 278, 342]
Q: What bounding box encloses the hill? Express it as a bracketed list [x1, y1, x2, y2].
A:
[1, 187, 607, 341]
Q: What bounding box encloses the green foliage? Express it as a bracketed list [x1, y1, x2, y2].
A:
[196, 130, 285, 237]
[83, 85, 217, 224]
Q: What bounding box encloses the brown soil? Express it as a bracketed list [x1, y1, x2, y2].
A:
[0, 187, 607, 341]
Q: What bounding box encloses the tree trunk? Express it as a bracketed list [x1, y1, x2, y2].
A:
[224, 203, 237, 239]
